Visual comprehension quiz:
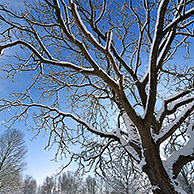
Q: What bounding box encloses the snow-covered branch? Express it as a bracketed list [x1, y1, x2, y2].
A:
[70, 1, 122, 80]
[156, 101, 194, 144]
[163, 7, 194, 35]
[0, 40, 96, 75]
[163, 122, 194, 178]
[156, 89, 194, 123]
[52, 0, 121, 93]
[144, 0, 170, 123]
[115, 127, 141, 162]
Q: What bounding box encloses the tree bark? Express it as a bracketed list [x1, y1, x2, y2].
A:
[142, 143, 178, 194]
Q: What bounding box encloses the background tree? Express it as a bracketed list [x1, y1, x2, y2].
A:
[37, 172, 120, 194]
[22, 175, 37, 194]
[57, 171, 82, 194]
[40, 176, 56, 194]
[0, 129, 27, 194]
[86, 175, 97, 194]
[0, 0, 194, 193]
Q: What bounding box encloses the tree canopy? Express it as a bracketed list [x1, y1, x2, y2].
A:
[0, 0, 194, 193]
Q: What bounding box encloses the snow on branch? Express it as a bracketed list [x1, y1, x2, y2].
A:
[156, 89, 194, 123]
[122, 112, 141, 145]
[163, 7, 194, 35]
[163, 122, 194, 178]
[155, 101, 194, 144]
[115, 127, 141, 162]
[163, 89, 193, 104]
[95, 0, 106, 24]
[0, 40, 96, 75]
[70, 1, 105, 52]
[69, 1, 122, 80]
[143, 0, 170, 123]
[105, 30, 112, 52]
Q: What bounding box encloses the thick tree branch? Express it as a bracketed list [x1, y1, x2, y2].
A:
[157, 89, 194, 123]
[163, 7, 194, 35]
[0, 40, 96, 75]
[143, 0, 170, 124]
[156, 101, 194, 144]
[70, 2, 122, 80]
[164, 122, 194, 178]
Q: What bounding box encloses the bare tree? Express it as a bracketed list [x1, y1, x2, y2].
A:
[22, 175, 37, 194]
[0, 129, 27, 193]
[86, 175, 97, 194]
[0, 0, 194, 193]
[58, 171, 82, 194]
[40, 176, 56, 194]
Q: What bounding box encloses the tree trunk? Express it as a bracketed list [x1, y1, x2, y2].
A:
[142, 142, 179, 194]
